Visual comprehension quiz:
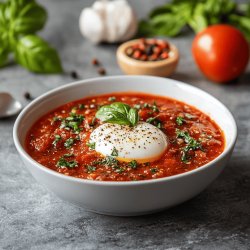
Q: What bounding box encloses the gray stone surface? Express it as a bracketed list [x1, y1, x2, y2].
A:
[0, 0, 250, 249]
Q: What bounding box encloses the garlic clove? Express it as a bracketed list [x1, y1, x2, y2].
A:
[105, 0, 136, 43]
[79, 8, 105, 44]
[118, 6, 138, 41]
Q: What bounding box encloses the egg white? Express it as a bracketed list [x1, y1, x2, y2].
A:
[89, 122, 168, 163]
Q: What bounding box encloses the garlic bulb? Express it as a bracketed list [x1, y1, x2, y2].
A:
[79, 0, 138, 44]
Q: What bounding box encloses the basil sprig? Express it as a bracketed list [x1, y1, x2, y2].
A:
[96, 102, 139, 127]
[139, 0, 250, 41]
[0, 0, 62, 73]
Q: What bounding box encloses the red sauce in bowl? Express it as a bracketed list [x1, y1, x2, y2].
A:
[26, 93, 225, 181]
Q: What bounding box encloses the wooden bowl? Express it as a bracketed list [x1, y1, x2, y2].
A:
[116, 39, 179, 77]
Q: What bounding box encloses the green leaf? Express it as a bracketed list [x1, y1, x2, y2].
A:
[0, 46, 8, 67]
[139, 1, 191, 37]
[0, 3, 10, 66]
[8, 0, 47, 35]
[96, 102, 140, 127]
[229, 14, 250, 40]
[56, 156, 78, 169]
[14, 35, 63, 73]
[128, 108, 139, 127]
[149, 4, 172, 18]
[176, 116, 185, 126]
[188, 3, 208, 33]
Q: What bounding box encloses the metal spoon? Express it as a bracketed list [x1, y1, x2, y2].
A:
[0, 92, 22, 118]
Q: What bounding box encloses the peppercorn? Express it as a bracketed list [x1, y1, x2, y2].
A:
[92, 58, 100, 66]
[160, 52, 169, 59]
[125, 38, 171, 62]
[98, 68, 106, 75]
[70, 71, 79, 79]
[24, 92, 33, 101]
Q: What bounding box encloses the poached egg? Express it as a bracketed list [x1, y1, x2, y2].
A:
[89, 122, 168, 163]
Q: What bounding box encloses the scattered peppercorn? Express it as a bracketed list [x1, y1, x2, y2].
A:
[24, 92, 33, 101]
[92, 58, 100, 66]
[98, 67, 106, 75]
[70, 71, 79, 79]
[126, 38, 170, 62]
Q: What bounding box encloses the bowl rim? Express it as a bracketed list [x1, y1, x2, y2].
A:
[13, 75, 237, 186]
[116, 39, 179, 67]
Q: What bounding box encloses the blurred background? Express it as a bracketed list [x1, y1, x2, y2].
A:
[0, 1, 250, 249]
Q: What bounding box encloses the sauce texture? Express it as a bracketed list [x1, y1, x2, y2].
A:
[26, 93, 225, 181]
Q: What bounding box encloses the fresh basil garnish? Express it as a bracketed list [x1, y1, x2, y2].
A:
[176, 129, 203, 163]
[176, 116, 185, 126]
[96, 102, 139, 127]
[56, 157, 78, 169]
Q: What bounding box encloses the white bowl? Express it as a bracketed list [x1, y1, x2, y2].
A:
[13, 76, 237, 216]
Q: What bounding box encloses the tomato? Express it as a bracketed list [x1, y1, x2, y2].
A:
[192, 24, 249, 83]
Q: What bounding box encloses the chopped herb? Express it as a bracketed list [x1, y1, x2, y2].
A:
[176, 116, 185, 126]
[176, 129, 203, 163]
[52, 135, 61, 147]
[86, 165, 96, 173]
[150, 168, 158, 174]
[111, 147, 118, 157]
[86, 141, 96, 150]
[56, 157, 78, 168]
[60, 113, 84, 133]
[71, 106, 77, 113]
[146, 116, 162, 128]
[108, 96, 116, 102]
[128, 160, 137, 169]
[143, 102, 159, 112]
[64, 153, 74, 157]
[94, 156, 119, 169]
[79, 104, 85, 110]
[185, 113, 196, 119]
[144, 162, 150, 166]
[152, 101, 159, 112]
[146, 117, 155, 123]
[115, 167, 125, 174]
[90, 117, 96, 127]
[64, 138, 75, 149]
[53, 116, 61, 122]
[134, 104, 141, 110]
[102, 156, 119, 167]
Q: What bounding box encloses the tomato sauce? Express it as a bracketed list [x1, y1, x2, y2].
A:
[26, 93, 225, 181]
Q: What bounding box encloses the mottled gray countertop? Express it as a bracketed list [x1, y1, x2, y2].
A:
[0, 0, 250, 249]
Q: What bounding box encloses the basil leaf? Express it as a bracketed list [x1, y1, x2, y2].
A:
[0, 46, 8, 67]
[8, 0, 47, 35]
[139, 1, 191, 37]
[96, 102, 139, 127]
[95, 106, 129, 125]
[229, 14, 250, 40]
[149, 4, 172, 18]
[138, 0, 250, 39]
[128, 108, 139, 127]
[14, 35, 63, 73]
[110, 102, 131, 116]
[0, 4, 9, 67]
[188, 3, 208, 33]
